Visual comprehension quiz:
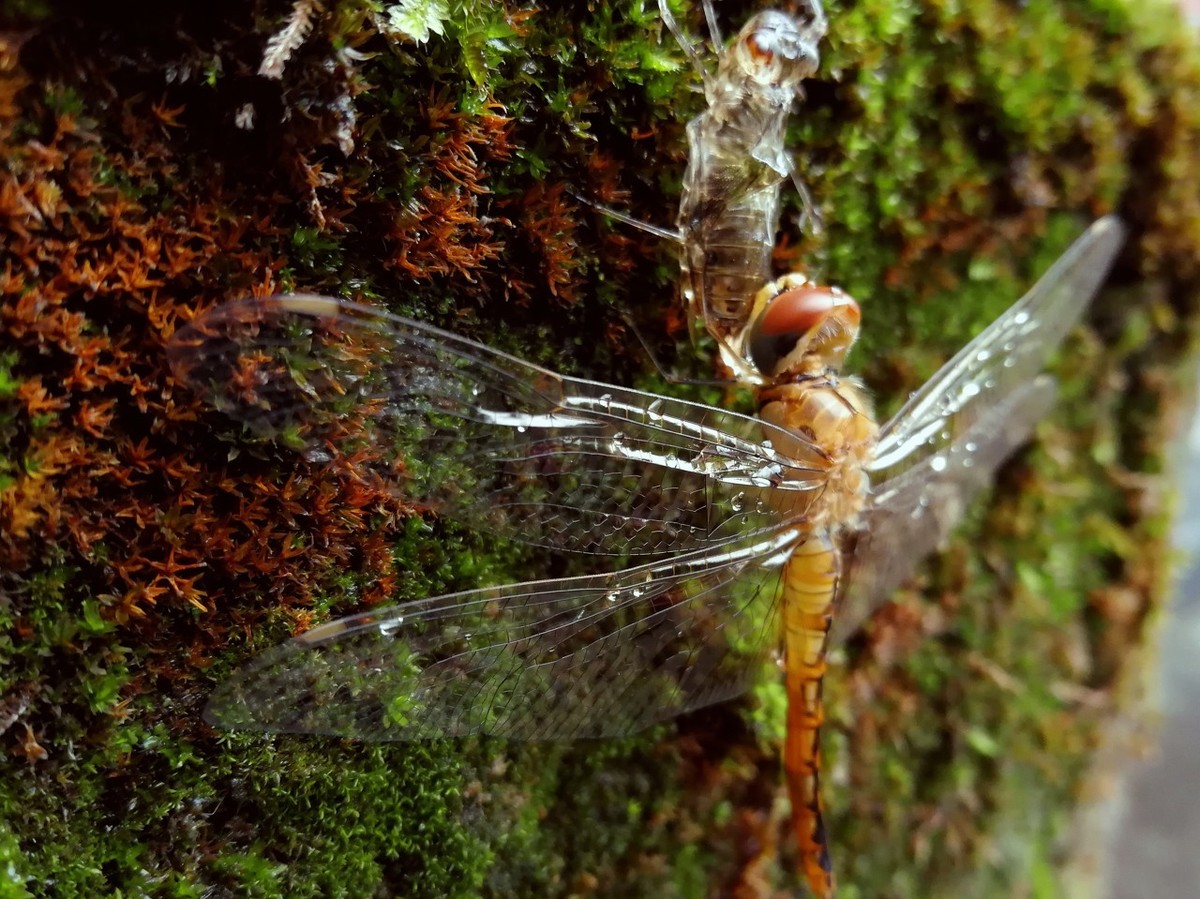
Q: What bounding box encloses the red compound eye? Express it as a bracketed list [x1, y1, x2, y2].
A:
[749, 285, 860, 373]
[759, 286, 859, 335]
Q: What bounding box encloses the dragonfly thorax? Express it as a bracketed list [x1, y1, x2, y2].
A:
[757, 375, 877, 529]
[746, 274, 861, 380]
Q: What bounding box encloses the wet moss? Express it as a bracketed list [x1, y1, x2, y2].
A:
[1, 0, 1197, 897]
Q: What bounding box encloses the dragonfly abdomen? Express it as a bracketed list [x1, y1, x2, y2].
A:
[781, 534, 838, 899]
[681, 199, 778, 334]
[676, 104, 791, 338]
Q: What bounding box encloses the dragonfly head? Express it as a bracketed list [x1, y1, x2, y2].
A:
[747, 276, 860, 377]
[735, 4, 827, 88]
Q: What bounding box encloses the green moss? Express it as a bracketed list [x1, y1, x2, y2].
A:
[0, 826, 33, 899]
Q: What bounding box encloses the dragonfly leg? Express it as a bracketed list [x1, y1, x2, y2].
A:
[620, 310, 732, 388]
[571, 190, 683, 243]
[701, 0, 723, 49]
[789, 163, 825, 242]
[658, 0, 713, 87]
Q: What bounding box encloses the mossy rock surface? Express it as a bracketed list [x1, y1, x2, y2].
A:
[1, 1, 1197, 897]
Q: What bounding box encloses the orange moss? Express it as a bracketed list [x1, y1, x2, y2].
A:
[384, 95, 515, 283]
[515, 181, 584, 303]
[0, 67, 418, 676]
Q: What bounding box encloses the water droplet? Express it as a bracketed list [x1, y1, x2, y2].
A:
[975, 349, 991, 363]
[730, 492, 745, 512]
[1013, 311, 1030, 325]
[646, 399, 664, 421]
[930, 455, 948, 472]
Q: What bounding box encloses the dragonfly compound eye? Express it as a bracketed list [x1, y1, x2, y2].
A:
[748, 283, 861, 375]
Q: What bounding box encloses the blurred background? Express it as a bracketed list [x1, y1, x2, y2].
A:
[1103, 379, 1200, 898]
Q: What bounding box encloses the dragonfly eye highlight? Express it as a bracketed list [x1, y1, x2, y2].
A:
[748, 282, 861, 376]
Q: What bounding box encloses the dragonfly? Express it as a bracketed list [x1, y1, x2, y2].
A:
[168, 215, 1123, 898]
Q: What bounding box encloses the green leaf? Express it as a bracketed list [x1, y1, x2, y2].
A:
[964, 727, 1000, 758]
[384, 0, 450, 45]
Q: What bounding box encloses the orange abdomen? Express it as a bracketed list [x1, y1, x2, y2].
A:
[781, 533, 840, 899]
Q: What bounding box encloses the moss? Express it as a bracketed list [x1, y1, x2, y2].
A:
[1, 0, 1198, 897]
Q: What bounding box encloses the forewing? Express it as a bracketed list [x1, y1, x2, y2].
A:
[204, 529, 799, 740]
[167, 296, 828, 556]
[870, 216, 1125, 479]
[829, 377, 1057, 646]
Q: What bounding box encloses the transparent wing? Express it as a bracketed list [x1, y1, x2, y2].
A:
[831, 217, 1126, 643]
[869, 216, 1125, 479]
[167, 296, 830, 556]
[204, 529, 801, 740]
[830, 373, 1058, 646]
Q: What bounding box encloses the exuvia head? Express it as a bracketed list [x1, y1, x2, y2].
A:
[734, 3, 828, 88]
[746, 274, 861, 377]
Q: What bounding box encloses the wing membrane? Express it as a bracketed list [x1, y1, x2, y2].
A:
[870, 216, 1125, 479]
[167, 296, 829, 556]
[833, 216, 1125, 642]
[204, 529, 800, 740]
[831, 377, 1058, 645]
